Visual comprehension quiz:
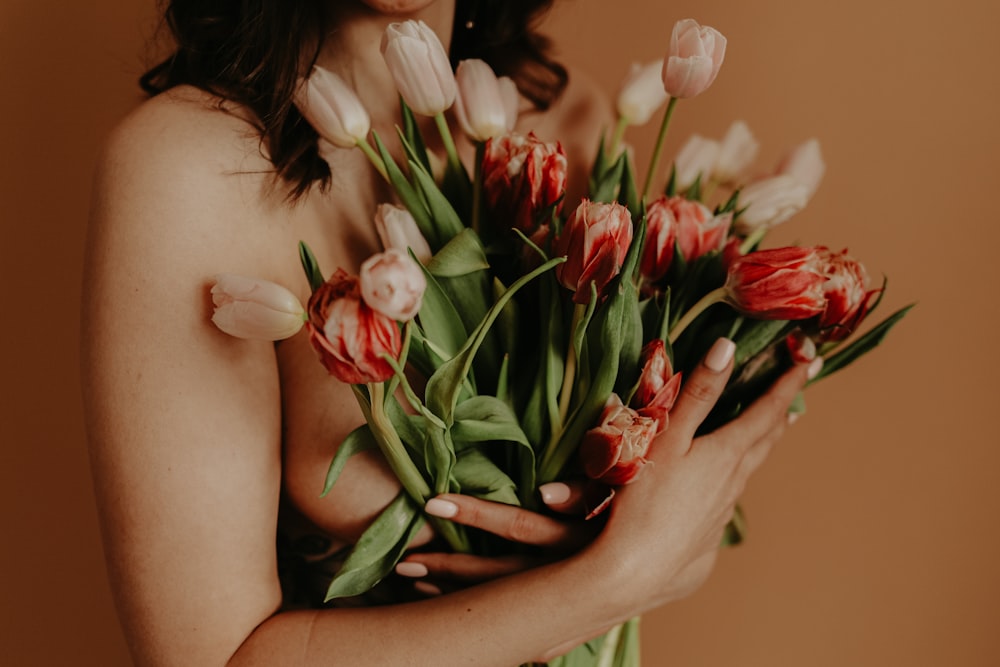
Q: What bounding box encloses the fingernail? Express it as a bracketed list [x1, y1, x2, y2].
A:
[807, 357, 824, 380]
[539, 482, 571, 505]
[413, 581, 442, 596]
[425, 497, 459, 518]
[705, 338, 736, 372]
[787, 411, 801, 425]
[395, 562, 429, 578]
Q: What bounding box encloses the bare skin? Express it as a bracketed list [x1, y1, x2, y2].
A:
[82, 1, 814, 665]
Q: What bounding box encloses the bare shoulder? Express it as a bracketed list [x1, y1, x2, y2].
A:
[520, 65, 614, 161]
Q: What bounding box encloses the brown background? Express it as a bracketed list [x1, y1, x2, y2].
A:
[1, 0, 996, 664]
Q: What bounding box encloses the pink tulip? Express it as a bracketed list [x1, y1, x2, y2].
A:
[631, 340, 683, 429]
[554, 200, 633, 304]
[293, 66, 371, 149]
[662, 19, 727, 99]
[617, 60, 670, 126]
[210, 274, 305, 341]
[374, 203, 432, 264]
[497, 76, 520, 131]
[482, 132, 567, 233]
[724, 247, 828, 320]
[778, 138, 826, 199]
[814, 247, 880, 342]
[673, 134, 721, 191]
[785, 330, 817, 364]
[381, 20, 456, 116]
[359, 249, 427, 322]
[735, 174, 810, 234]
[306, 269, 401, 384]
[714, 120, 759, 184]
[580, 394, 658, 485]
[641, 195, 730, 282]
[454, 59, 510, 142]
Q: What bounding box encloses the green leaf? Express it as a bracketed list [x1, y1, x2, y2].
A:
[321, 424, 377, 497]
[617, 152, 641, 217]
[415, 265, 472, 362]
[324, 492, 425, 600]
[588, 134, 610, 198]
[399, 100, 432, 174]
[410, 159, 466, 243]
[809, 304, 914, 385]
[426, 228, 491, 277]
[452, 395, 531, 446]
[372, 132, 435, 245]
[721, 504, 746, 547]
[451, 448, 519, 506]
[733, 319, 796, 368]
[298, 240, 325, 292]
[424, 425, 456, 495]
[591, 152, 626, 203]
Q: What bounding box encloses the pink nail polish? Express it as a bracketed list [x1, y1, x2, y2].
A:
[807, 357, 824, 380]
[396, 562, 429, 578]
[413, 581, 442, 596]
[539, 482, 571, 505]
[425, 497, 459, 518]
[787, 412, 801, 425]
[705, 338, 736, 372]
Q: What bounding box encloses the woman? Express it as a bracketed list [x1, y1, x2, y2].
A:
[82, 0, 816, 664]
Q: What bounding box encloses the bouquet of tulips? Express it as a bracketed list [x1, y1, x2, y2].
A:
[209, 17, 910, 666]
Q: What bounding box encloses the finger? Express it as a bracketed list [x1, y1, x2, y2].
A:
[424, 494, 591, 549]
[714, 357, 820, 452]
[399, 552, 543, 583]
[539, 480, 611, 517]
[664, 338, 736, 449]
[737, 421, 782, 479]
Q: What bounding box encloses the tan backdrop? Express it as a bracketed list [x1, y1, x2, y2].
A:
[1, 0, 996, 665]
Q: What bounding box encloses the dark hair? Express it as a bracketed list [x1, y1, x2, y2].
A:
[141, 1, 567, 200]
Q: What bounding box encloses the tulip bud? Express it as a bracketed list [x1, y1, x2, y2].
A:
[293, 65, 371, 149]
[631, 340, 683, 429]
[359, 249, 427, 322]
[482, 132, 567, 233]
[673, 134, 720, 191]
[381, 20, 457, 116]
[714, 120, 759, 184]
[778, 138, 826, 198]
[374, 203, 432, 264]
[453, 59, 510, 142]
[723, 247, 828, 320]
[662, 19, 727, 99]
[616, 60, 670, 126]
[210, 274, 305, 341]
[785, 330, 817, 364]
[306, 269, 401, 384]
[580, 394, 658, 485]
[641, 195, 729, 282]
[814, 247, 880, 342]
[554, 200, 634, 304]
[735, 174, 810, 234]
[497, 76, 520, 131]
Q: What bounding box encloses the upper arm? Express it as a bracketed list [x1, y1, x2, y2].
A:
[82, 92, 286, 666]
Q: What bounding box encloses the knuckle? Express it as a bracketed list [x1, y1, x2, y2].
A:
[505, 511, 538, 543]
[683, 377, 720, 405]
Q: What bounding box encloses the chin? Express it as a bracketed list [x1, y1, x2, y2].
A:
[359, 0, 439, 14]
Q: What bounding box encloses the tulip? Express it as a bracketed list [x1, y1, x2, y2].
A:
[724, 247, 828, 320]
[662, 19, 727, 99]
[673, 134, 721, 192]
[380, 20, 457, 116]
[616, 60, 670, 126]
[553, 200, 634, 304]
[306, 269, 402, 384]
[359, 249, 427, 322]
[735, 174, 810, 234]
[497, 76, 520, 131]
[714, 120, 759, 184]
[454, 59, 510, 142]
[785, 330, 817, 364]
[778, 138, 826, 198]
[580, 394, 658, 485]
[814, 247, 880, 342]
[374, 203, 432, 264]
[210, 274, 306, 341]
[631, 340, 683, 429]
[641, 195, 730, 283]
[482, 132, 567, 233]
[293, 65, 371, 149]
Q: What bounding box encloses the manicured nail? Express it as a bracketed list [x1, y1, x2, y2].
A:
[413, 581, 442, 596]
[396, 562, 429, 578]
[807, 357, 824, 380]
[787, 411, 801, 425]
[425, 497, 459, 518]
[539, 482, 572, 505]
[705, 338, 736, 372]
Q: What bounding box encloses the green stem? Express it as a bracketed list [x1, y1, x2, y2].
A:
[641, 96, 679, 202]
[434, 113, 462, 176]
[556, 303, 587, 427]
[594, 622, 626, 667]
[356, 139, 389, 182]
[668, 286, 728, 344]
[472, 141, 485, 234]
[608, 116, 629, 159]
[739, 227, 768, 255]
